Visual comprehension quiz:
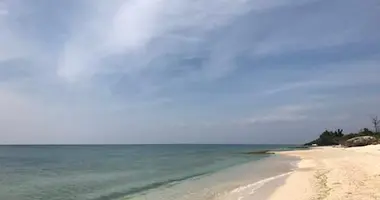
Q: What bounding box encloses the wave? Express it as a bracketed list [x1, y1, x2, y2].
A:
[241, 150, 274, 155]
[89, 172, 208, 200]
[229, 171, 293, 197]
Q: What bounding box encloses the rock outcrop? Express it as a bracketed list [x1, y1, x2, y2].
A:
[344, 136, 378, 147]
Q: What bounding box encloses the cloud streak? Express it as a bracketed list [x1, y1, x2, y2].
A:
[240, 104, 314, 125]
[0, 0, 379, 144]
[56, 0, 255, 82]
[263, 59, 380, 95]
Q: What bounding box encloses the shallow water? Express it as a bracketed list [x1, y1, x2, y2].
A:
[0, 145, 297, 200]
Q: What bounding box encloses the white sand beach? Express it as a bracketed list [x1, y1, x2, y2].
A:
[269, 145, 380, 200]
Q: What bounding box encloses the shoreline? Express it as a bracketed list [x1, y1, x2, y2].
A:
[267, 145, 380, 200]
[212, 154, 298, 200]
[129, 153, 298, 200]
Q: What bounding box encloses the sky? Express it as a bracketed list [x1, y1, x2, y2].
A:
[0, 0, 380, 144]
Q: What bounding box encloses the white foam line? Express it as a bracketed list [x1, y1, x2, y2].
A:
[231, 171, 293, 195]
[290, 161, 299, 168]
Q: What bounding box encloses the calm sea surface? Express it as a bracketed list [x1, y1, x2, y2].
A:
[0, 145, 298, 200]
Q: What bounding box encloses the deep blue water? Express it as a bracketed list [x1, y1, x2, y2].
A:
[0, 144, 294, 200]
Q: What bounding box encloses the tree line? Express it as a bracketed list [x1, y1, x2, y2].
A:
[305, 116, 380, 146]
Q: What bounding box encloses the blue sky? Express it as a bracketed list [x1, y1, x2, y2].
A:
[0, 0, 380, 144]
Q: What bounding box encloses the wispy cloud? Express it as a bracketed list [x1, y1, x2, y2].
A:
[0, 1, 8, 16]
[0, 0, 379, 144]
[56, 0, 258, 82]
[263, 59, 380, 95]
[240, 104, 314, 125]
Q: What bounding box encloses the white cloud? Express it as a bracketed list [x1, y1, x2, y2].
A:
[0, 1, 41, 63]
[263, 80, 325, 95]
[263, 59, 380, 95]
[0, 0, 379, 143]
[56, 0, 317, 82]
[240, 104, 314, 125]
[0, 21, 25, 61]
[0, 4, 7, 15]
[106, 0, 165, 51]
[239, 103, 357, 126]
[57, 0, 250, 81]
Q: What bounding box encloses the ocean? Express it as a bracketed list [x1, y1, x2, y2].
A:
[0, 145, 298, 200]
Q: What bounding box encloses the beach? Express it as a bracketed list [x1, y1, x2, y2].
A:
[2, 145, 379, 200]
[269, 145, 380, 200]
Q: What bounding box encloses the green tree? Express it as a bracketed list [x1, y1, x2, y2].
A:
[359, 128, 374, 135]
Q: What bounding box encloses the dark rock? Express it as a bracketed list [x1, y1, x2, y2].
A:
[344, 136, 378, 147]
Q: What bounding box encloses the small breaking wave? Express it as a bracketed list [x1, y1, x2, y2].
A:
[231, 172, 292, 194]
[222, 171, 293, 200]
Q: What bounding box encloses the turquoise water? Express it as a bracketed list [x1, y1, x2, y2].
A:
[0, 145, 296, 200]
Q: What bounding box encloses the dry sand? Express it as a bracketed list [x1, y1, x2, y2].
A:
[268, 145, 380, 200]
